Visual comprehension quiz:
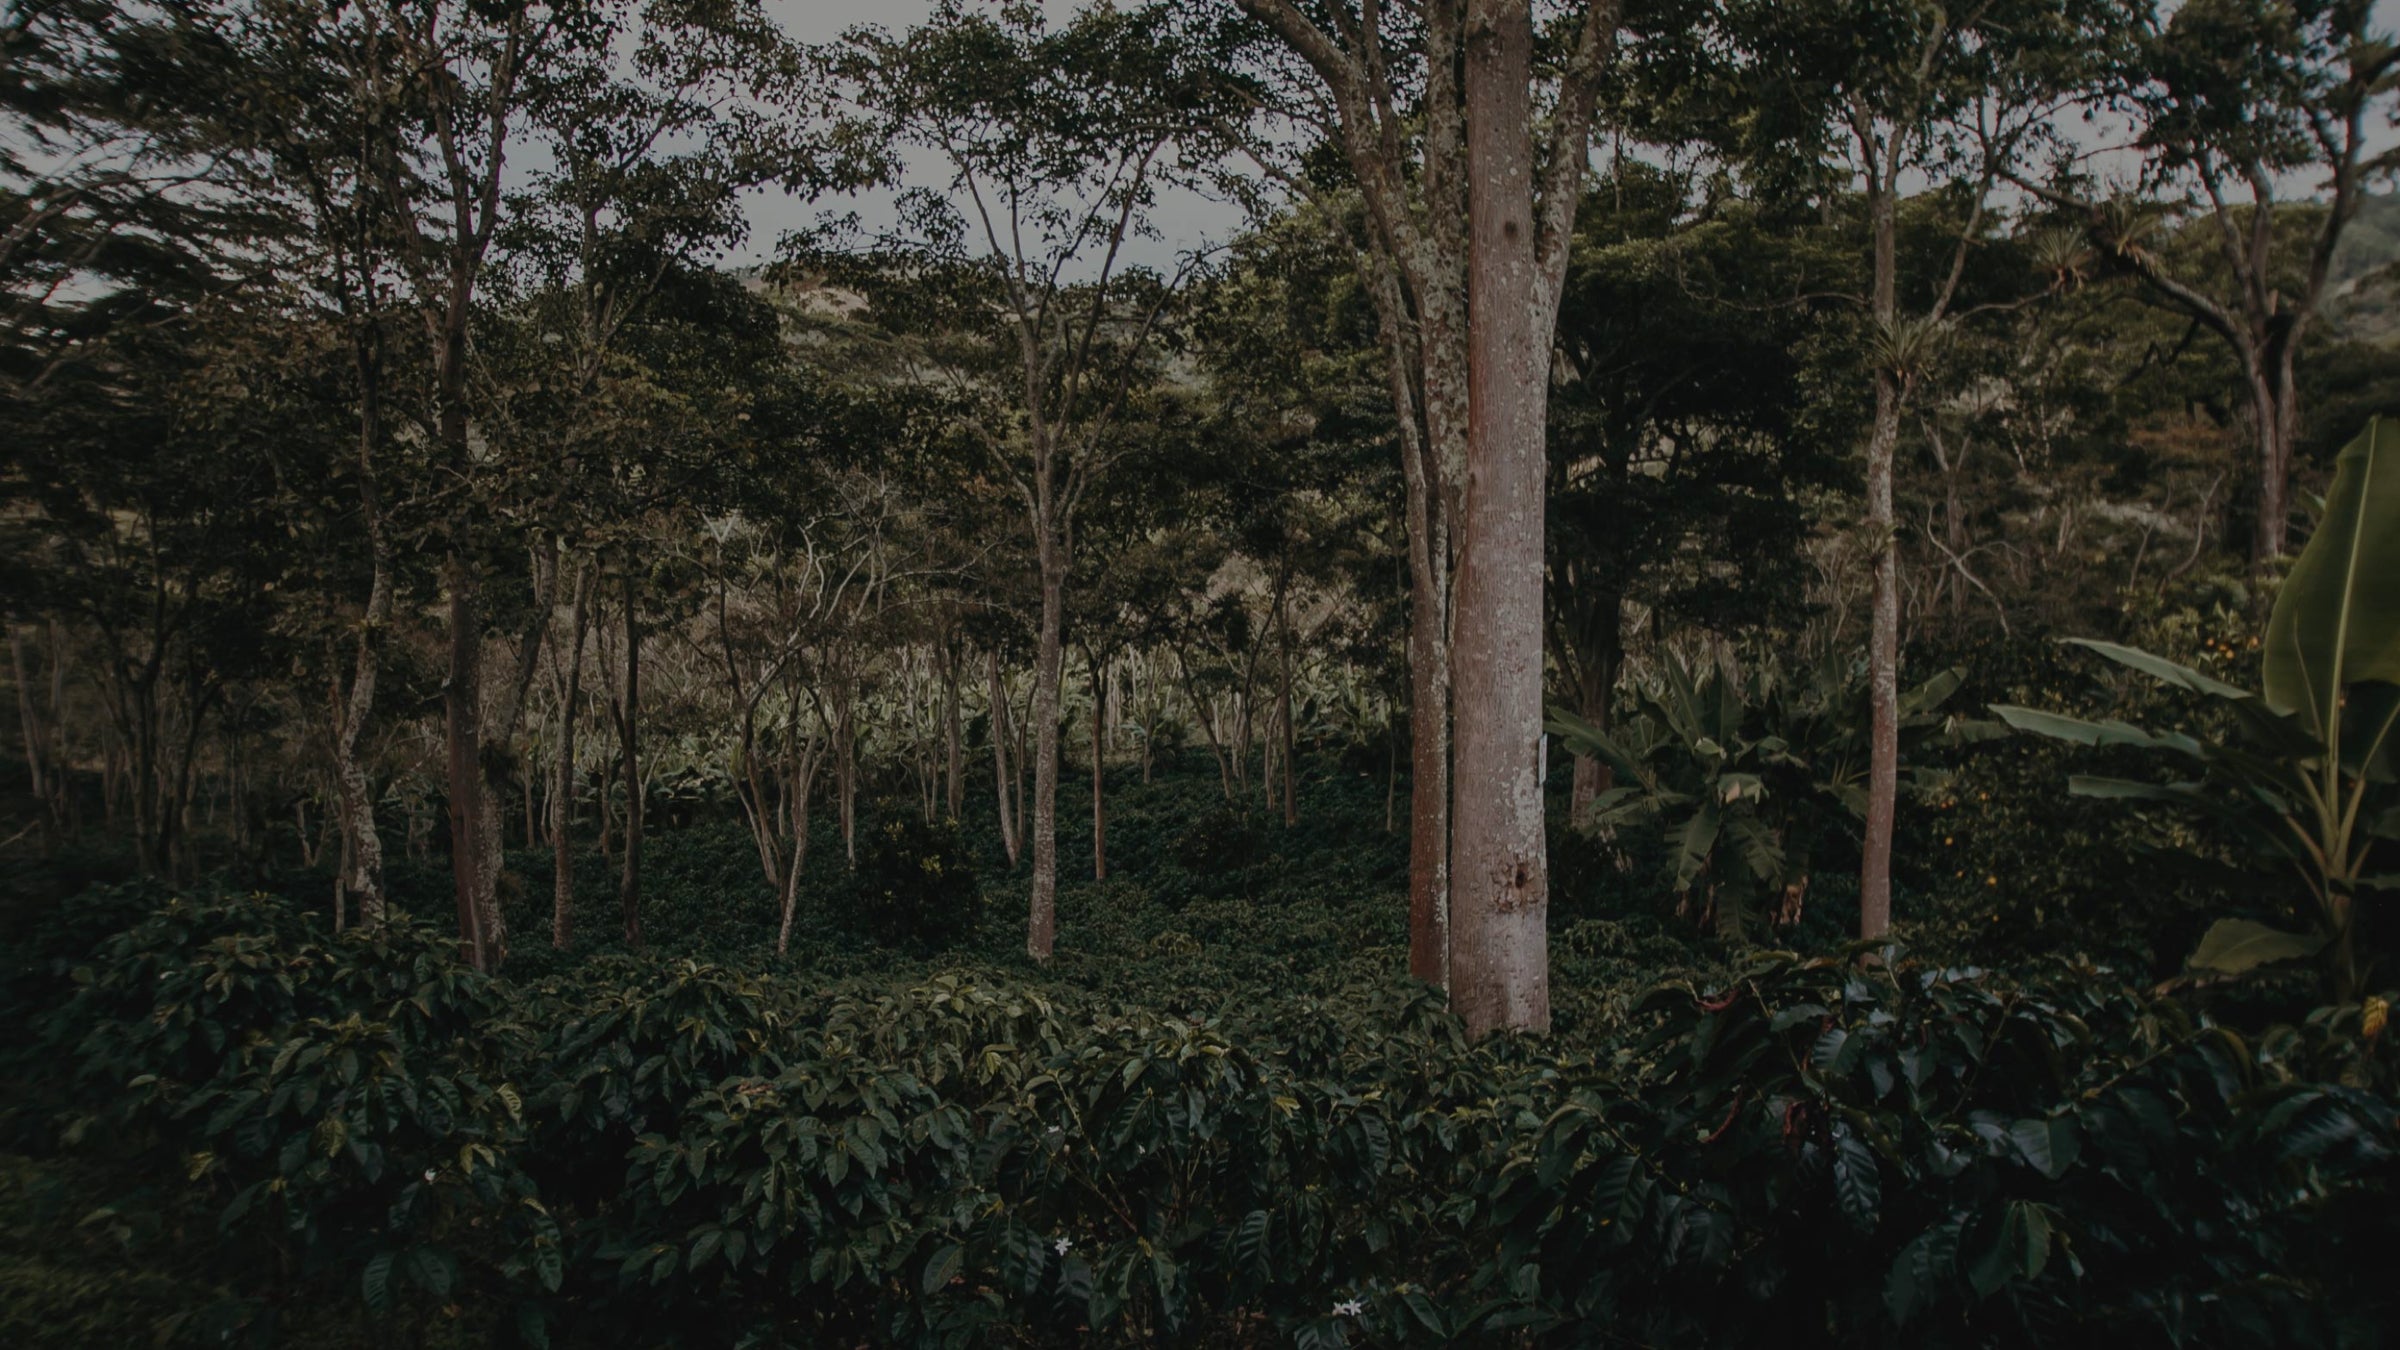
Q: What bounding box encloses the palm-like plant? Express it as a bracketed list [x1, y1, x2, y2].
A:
[1550, 649, 1987, 939]
[1995, 417, 2400, 998]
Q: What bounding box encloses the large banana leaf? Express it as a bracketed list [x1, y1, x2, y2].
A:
[1988, 705, 2205, 758]
[1546, 706, 1649, 783]
[1674, 800, 1721, 891]
[1898, 667, 1965, 718]
[2264, 416, 2400, 736]
[2062, 638, 2252, 700]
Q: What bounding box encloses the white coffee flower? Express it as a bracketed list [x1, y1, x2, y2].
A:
[1053, 1236, 1072, 1256]
[1332, 1298, 1365, 1318]
[423, 1168, 437, 1183]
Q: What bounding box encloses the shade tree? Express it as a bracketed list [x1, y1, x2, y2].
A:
[821, 0, 1247, 961]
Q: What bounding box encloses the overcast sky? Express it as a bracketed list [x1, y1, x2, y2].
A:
[727, 0, 2400, 271]
[733, 1, 1249, 271]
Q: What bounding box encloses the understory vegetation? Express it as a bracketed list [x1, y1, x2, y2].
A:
[5, 697, 2397, 1348]
[9, 0, 2400, 1344]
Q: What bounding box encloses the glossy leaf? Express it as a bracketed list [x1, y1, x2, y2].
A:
[2187, 918, 2327, 974]
[2264, 416, 2400, 733]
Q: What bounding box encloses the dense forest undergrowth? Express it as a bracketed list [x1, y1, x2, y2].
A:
[5, 691, 2396, 1349]
[9, 0, 2400, 1344]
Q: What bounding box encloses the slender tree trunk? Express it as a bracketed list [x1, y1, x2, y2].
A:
[836, 694, 857, 865]
[444, 557, 488, 969]
[100, 731, 117, 835]
[737, 698, 783, 887]
[1566, 601, 1620, 820]
[596, 739, 615, 863]
[1012, 673, 1029, 854]
[552, 561, 592, 950]
[1278, 606, 1298, 827]
[1178, 647, 1234, 800]
[988, 648, 1019, 865]
[43, 622, 67, 838]
[1448, 0, 1550, 1037]
[1363, 249, 1461, 991]
[1859, 177, 1903, 942]
[10, 627, 56, 851]
[716, 576, 783, 889]
[329, 564, 390, 930]
[943, 635, 964, 820]
[1028, 541, 1065, 961]
[1263, 711, 1279, 813]
[776, 729, 821, 956]
[1140, 655, 1157, 784]
[1090, 648, 1107, 882]
[2249, 352, 2299, 567]
[618, 577, 643, 948]
[330, 816, 349, 927]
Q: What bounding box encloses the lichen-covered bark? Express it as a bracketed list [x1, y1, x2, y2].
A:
[1448, 0, 1551, 1037]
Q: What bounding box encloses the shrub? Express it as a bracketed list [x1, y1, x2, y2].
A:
[840, 814, 982, 951]
[4, 785, 2395, 1349]
[1159, 805, 1266, 908]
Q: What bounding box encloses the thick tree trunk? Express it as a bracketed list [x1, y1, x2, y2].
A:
[1859, 180, 1902, 942]
[552, 561, 592, 949]
[1448, 0, 1550, 1037]
[617, 578, 643, 948]
[1028, 546, 1064, 961]
[989, 648, 1019, 865]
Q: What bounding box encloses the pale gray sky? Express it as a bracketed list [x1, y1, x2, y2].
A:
[735, 0, 1249, 271]
[727, 0, 2400, 269]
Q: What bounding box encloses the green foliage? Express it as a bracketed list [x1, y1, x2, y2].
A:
[2264, 416, 2400, 730]
[1995, 428, 2400, 997]
[841, 814, 983, 952]
[1491, 947, 2399, 1346]
[1168, 804, 1263, 889]
[1551, 649, 1994, 938]
[4, 843, 2393, 1348]
[29, 894, 541, 1341]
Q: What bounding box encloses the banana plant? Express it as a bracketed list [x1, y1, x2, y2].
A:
[1994, 417, 2400, 998]
[1550, 649, 1987, 939]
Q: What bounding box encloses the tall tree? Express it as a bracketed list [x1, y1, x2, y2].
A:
[835, 1, 1239, 961]
[1228, 0, 1616, 1032]
[338, 0, 574, 970]
[1546, 169, 1836, 819]
[501, 0, 833, 947]
[1729, 0, 2103, 939]
[2018, 0, 2399, 567]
